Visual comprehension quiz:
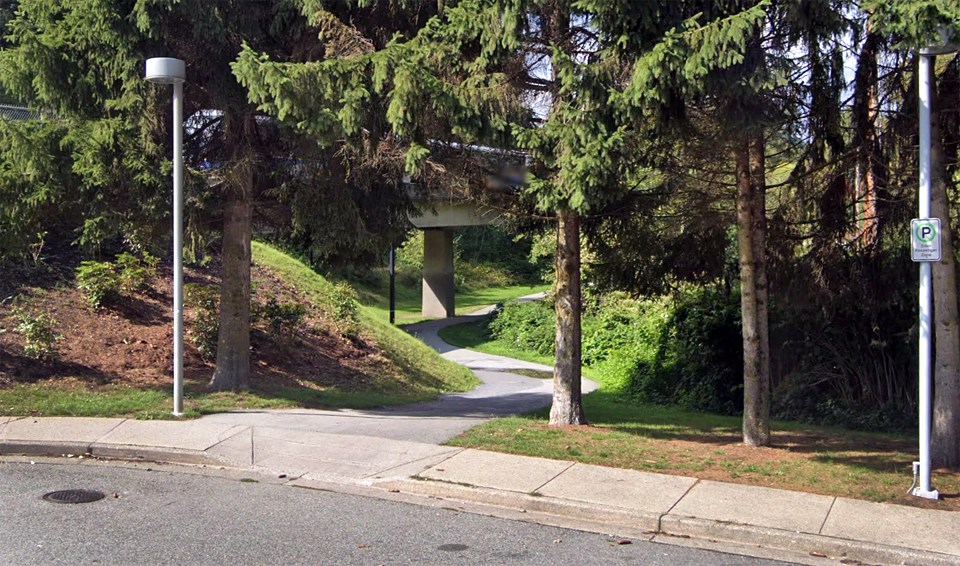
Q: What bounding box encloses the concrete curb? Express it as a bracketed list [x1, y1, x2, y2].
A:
[1, 440, 93, 457]
[659, 515, 960, 566]
[384, 476, 960, 566]
[1, 441, 225, 467]
[380, 477, 662, 532]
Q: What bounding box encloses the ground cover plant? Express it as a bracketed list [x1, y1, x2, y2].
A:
[0, 243, 477, 418]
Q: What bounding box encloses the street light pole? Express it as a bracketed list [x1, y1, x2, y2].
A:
[912, 27, 958, 499]
[145, 57, 187, 417]
[915, 52, 937, 500]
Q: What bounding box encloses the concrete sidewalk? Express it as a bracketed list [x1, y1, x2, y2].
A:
[1, 415, 957, 565]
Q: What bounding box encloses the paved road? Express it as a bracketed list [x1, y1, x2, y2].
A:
[0, 461, 797, 566]
[202, 309, 598, 444]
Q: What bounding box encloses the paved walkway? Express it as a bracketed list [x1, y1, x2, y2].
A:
[1, 307, 957, 565]
[200, 308, 597, 445]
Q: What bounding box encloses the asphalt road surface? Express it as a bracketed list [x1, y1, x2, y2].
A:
[0, 460, 800, 566]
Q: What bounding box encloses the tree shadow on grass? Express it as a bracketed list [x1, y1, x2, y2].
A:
[582, 391, 922, 473]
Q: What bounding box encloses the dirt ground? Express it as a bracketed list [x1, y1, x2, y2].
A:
[0, 262, 393, 394]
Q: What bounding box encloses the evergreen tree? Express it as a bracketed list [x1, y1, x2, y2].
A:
[237, 0, 770, 426]
[0, 0, 170, 256]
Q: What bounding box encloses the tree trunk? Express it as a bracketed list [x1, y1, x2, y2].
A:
[854, 26, 880, 248]
[209, 195, 252, 391]
[738, 137, 770, 447]
[929, 63, 960, 470]
[550, 208, 586, 425]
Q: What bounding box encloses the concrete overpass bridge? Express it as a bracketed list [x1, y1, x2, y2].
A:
[403, 143, 526, 320]
[408, 198, 506, 319]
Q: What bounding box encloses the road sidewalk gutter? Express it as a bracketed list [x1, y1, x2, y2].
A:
[3, 417, 958, 566]
[378, 449, 960, 566]
[381, 477, 960, 566]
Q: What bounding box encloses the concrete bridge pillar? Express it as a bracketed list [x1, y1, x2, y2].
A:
[422, 228, 455, 318]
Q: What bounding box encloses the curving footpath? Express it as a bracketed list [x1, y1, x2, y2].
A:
[0, 306, 957, 566]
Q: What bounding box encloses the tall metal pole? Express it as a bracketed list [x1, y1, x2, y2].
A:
[914, 53, 937, 499]
[145, 57, 186, 417]
[389, 245, 396, 325]
[172, 81, 184, 417]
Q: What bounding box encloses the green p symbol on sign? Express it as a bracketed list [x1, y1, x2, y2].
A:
[916, 222, 937, 243]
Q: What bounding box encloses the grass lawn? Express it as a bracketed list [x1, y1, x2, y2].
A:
[0, 380, 444, 420]
[450, 392, 960, 511]
[348, 269, 548, 325]
[364, 283, 548, 324]
[438, 318, 960, 511]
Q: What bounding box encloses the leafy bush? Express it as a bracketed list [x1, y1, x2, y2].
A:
[115, 252, 159, 292]
[455, 225, 547, 283]
[75, 252, 159, 309]
[394, 232, 424, 287]
[12, 306, 62, 361]
[254, 294, 306, 340]
[489, 299, 556, 356]
[581, 293, 669, 366]
[626, 288, 744, 415]
[454, 261, 512, 291]
[75, 261, 121, 309]
[330, 282, 360, 336]
[772, 374, 915, 432]
[184, 283, 219, 360]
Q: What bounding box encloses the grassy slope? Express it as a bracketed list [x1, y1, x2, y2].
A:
[0, 244, 478, 418]
[251, 242, 478, 396]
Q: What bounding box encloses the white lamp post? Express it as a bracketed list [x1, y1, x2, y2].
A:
[145, 57, 187, 417]
[913, 29, 957, 500]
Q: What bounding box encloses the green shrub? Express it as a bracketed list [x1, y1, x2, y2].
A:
[75, 260, 121, 309]
[115, 252, 159, 292]
[254, 294, 306, 340]
[454, 261, 512, 291]
[626, 288, 744, 415]
[581, 293, 669, 366]
[75, 252, 158, 309]
[184, 283, 219, 360]
[12, 306, 62, 361]
[394, 232, 424, 287]
[455, 225, 547, 283]
[330, 282, 360, 336]
[489, 299, 556, 356]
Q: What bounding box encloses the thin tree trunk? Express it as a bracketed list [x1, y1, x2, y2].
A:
[854, 26, 880, 247]
[738, 138, 769, 447]
[929, 63, 960, 470]
[209, 194, 252, 391]
[550, 208, 585, 425]
[749, 132, 771, 442]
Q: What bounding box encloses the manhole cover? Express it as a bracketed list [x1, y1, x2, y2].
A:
[42, 489, 106, 504]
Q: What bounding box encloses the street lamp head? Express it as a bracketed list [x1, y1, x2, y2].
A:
[918, 25, 959, 56]
[145, 57, 186, 85]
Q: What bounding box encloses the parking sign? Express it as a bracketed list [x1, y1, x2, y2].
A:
[911, 218, 941, 262]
